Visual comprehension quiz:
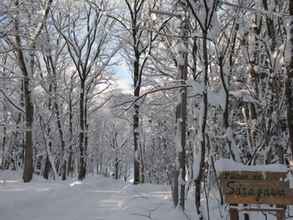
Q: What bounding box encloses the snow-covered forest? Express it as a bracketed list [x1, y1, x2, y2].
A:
[1, 0, 293, 219]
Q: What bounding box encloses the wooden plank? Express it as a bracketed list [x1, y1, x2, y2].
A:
[229, 208, 239, 220]
[230, 208, 284, 212]
[221, 179, 288, 191]
[224, 194, 293, 205]
[276, 205, 286, 220]
[219, 171, 287, 181]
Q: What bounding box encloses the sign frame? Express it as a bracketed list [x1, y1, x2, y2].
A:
[218, 170, 292, 220]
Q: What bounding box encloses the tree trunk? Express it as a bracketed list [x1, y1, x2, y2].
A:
[287, 0, 293, 159]
[67, 90, 74, 176]
[195, 30, 208, 219]
[54, 99, 66, 180]
[22, 84, 34, 183]
[78, 80, 86, 180]
[1, 61, 8, 170]
[43, 155, 51, 179]
[133, 54, 140, 184]
[18, 48, 34, 183]
[140, 143, 145, 183]
[14, 0, 34, 183]
[43, 104, 53, 179]
[17, 81, 25, 169]
[84, 98, 89, 175]
[46, 54, 67, 180]
[114, 157, 119, 180]
[1, 125, 6, 170]
[173, 10, 188, 210]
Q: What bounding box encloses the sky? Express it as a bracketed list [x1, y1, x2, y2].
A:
[111, 60, 132, 94]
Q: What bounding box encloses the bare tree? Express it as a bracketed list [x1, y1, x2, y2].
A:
[53, 0, 115, 180]
[186, 0, 217, 217]
[12, 0, 53, 182]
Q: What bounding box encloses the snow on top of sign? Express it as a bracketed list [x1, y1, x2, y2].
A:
[286, 172, 293, 189]
[215, 159, 288, 173]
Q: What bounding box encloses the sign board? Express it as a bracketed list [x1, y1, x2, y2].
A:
[219, 171, 293, 205]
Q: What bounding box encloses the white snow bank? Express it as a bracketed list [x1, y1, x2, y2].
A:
[215, 159, 288, 173]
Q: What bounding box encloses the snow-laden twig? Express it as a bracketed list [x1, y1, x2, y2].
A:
[0, 88, 24, 113]
[219, 0, 291, 18]
[113, 84, 191, 110]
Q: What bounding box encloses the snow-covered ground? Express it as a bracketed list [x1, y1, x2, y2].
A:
[0, 171, 187, 220]
[0, 170, 288, 220]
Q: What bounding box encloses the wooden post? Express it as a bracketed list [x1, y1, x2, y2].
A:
[229, 208, 239, 220]
[276, 206, 285, 220]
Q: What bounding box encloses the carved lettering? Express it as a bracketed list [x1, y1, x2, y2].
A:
[226, 181, 234, 194]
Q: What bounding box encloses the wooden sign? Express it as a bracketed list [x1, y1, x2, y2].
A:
[219, 171, 293, 205]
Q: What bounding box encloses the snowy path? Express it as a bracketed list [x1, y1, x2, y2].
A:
[0, 174, 173, 220]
